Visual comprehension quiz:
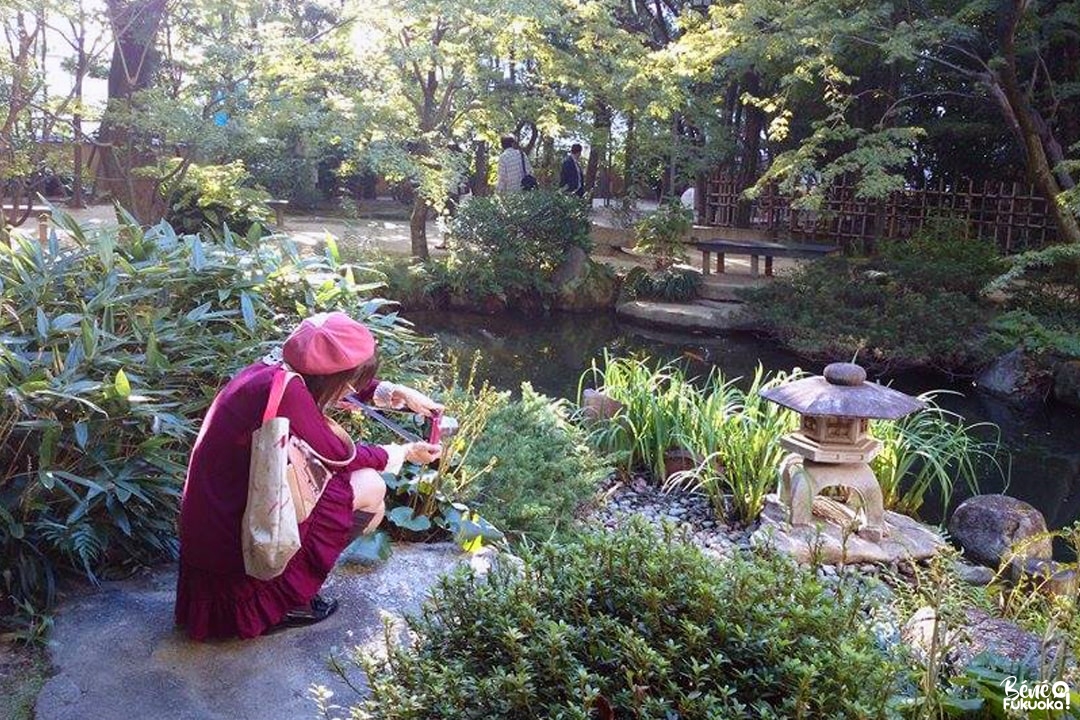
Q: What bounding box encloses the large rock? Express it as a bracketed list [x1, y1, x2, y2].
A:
[948, 494, 1052, 568]
[750, 494, 946, 565]
[1054, 360, 1080, 410]
[35, 543, 495, 720]
[903, 606, 1050, 672]
[976, 348, 1046, 403]
[553, 258, 619, 311]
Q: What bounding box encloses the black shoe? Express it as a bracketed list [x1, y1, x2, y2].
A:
[274, 594, 339, 630]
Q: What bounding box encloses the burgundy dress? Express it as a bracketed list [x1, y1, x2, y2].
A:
[175, 361, 388, 640]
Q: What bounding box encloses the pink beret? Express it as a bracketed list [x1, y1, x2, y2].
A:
[282, 312, 376, 375]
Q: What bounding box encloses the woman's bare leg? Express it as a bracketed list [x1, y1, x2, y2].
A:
[349, 468, 386, 534]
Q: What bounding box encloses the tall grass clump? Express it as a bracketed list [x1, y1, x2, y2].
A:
[0, 210, 421, 631]
[581, 356, 1002, 526]
[579, 356, 801, 523]
[578, 354, 702, 482]
[870, 392, 1002, 516]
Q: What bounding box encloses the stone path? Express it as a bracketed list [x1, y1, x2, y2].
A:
[35, 544, 489, 720]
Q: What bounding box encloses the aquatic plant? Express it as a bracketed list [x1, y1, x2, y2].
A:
[870, 392, 1002, 516]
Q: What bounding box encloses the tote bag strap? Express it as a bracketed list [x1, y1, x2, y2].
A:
[519, 150, 527, 175]
[262, 369, 358, 467]
[262, 369, 298, 424]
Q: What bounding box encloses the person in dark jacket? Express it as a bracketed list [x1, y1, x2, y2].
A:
[559, 143, 586, 197]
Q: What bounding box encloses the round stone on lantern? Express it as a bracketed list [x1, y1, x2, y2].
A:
[760, 362, 925, 542]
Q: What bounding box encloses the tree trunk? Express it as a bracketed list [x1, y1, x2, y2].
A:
[410, 194, 430, 260]
[993, 2, 1080, 244]
[473, 140, 489, 196]
[95, 0, 169, 219]
[585, 102, 611, 195]
[623, 111, 636, 197]
[70, 5, 87, 208]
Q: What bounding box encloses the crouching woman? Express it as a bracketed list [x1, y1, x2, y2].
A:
[175, 312, 441, 641]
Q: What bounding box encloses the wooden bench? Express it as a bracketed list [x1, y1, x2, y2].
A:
[266, 199, 288, 229]
[1, 204, 52, 243]
[688, 238, 840, 277]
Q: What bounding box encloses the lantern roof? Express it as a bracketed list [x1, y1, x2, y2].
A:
[760, 363, 925, 420]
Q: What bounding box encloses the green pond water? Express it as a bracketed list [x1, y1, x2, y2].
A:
[405, 310, 1080, 545]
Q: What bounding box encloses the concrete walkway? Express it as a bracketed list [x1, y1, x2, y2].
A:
[35, 544, 490, 720]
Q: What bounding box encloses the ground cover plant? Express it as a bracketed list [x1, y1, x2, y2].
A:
[0, 211, 421, 630]
[619, 265, 701, 303]
[341, 522, 898, 719]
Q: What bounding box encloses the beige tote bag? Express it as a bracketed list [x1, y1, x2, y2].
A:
[242, 370, 303, 580]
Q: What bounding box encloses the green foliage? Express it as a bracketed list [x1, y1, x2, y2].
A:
[881, 219, 1004, 299]
[163, 160, 273, 237]
[346, 522, 898, 719]
[982, 244, 1080, 364]
[459, 383, 609, 542]
[870, 393, 1001, 517]
[744, 256, 985, 374]
[441, 190, 592, 306]
[633, 201, 693, 269]
[0, 211, 418, 629]
[580, 356, 800, 523]
[984, 310, 1080, 361]
[582, 355, 1001, 522]
[620, 265, 701, 302]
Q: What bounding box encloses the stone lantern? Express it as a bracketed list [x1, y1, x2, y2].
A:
[760, 362, 924, 542]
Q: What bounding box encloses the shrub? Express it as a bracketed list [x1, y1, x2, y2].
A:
[459, 383, 609, 541]
[743, 256, 984, 374]
[164, 160, 273, 236]
[983, 310, 1080, 361]
[442, 190, 591, 305]
[620, 265, 701, 302]
[880, 218, 1004, 299]
[983, 244, 1080, 364]
[0, 211, 420, 628]
[345, 522, 899, 719]
[634, 201, 693, 269]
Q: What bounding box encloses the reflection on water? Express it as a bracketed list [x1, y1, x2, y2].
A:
[405, 310, 1080, 537]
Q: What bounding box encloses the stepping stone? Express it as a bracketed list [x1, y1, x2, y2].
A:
[697, 274, 770, 303]
[35, 544, 489, 720]
[616, 300, 752, 333]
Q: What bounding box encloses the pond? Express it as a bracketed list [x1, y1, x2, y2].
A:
[406, 309, 1080, 541]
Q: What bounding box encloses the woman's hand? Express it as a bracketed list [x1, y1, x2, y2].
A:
[392, 386, 444, 417]
[404, 441, 442, 465]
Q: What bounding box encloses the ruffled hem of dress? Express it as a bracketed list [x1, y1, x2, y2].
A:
[175, 473, 354, 641]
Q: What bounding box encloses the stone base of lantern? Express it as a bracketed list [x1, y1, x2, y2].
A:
[751, 494, 946, 565]
[779, 455, 886, 541]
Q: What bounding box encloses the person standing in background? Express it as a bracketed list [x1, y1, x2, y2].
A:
[559, 143, 586, 197]
[496, 135, 533, 194]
